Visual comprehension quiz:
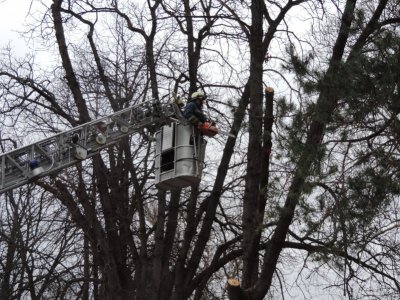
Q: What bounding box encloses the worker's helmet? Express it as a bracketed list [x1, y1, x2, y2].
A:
[191, 91, 206, 101]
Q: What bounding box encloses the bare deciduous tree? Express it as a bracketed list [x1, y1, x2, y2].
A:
[1, 0, 400, 299]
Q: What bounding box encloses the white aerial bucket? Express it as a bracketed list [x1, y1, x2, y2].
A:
[154, 123, 206, 190]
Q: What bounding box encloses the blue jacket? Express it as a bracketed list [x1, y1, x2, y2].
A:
[183, 100, 207, 123]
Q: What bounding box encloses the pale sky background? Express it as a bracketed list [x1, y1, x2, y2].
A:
[0, 0, 31, 52]
[0, 0, 55, 66]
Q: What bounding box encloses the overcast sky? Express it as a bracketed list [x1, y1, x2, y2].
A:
[0, 0, 55, 64]
[0, 0, 30, 49]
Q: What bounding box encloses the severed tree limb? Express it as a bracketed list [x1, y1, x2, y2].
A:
[227, 278, 247, 300]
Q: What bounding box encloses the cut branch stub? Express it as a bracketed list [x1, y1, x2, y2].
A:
[227, 278, 247, 300]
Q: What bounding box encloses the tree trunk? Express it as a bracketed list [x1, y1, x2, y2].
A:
[0, 194, 18, 300]
[242, 0, 265, 288]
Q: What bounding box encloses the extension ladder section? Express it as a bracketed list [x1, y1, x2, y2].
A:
[0, 100, 181, 194]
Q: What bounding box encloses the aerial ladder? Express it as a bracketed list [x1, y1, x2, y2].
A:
[0, 99, 207, 194]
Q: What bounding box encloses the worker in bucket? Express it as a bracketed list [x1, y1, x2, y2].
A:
[183, 91, 218, 137]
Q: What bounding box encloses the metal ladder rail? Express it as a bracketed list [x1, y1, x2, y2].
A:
[0, 100, 179, 194]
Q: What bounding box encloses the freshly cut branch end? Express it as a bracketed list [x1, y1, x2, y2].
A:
[227, 278, 246, 300]
[265, 87, 274, 94]
[227, 278, 240, 287]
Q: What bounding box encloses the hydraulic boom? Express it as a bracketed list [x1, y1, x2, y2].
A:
[0, 100, 181, 194]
